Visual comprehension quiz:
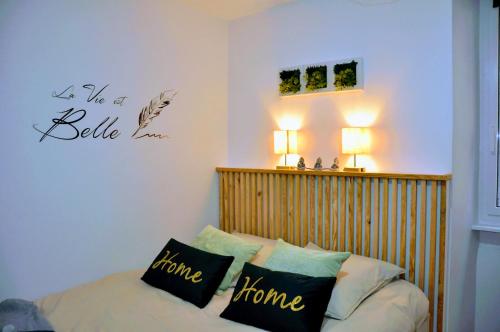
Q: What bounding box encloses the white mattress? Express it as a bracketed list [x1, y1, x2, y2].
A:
[36, 270, 428, 332]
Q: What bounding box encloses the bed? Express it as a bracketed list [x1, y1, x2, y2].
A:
[36, 269, 429, 332]
[33, 168, 449, 332]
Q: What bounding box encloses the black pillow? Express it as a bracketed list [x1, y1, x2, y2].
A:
[141, 238, 234, 308]
[220, 263, 336, 332]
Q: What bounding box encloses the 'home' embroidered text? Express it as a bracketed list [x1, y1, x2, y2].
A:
[152, 251, 203, 283]
[233, 276, 305, 312]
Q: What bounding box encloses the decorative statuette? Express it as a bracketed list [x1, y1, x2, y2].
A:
[297, 157, 306, 170]
[331, 157, 339, 171]
[314, 157, 323, 170]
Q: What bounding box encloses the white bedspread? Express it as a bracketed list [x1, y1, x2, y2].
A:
[36, 270, 428, 332]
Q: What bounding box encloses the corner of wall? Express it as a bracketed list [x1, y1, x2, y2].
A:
[447, 0, 480, 331]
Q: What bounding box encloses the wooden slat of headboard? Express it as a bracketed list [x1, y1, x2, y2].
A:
[419, 181, 427, 290]
[400, 180, 408, 268]
[288, 175, 293, 243]
[269, 174, 274, 238]
[382, 179, 389, 261]
[309, 176, 315, 244]
[347, 178, 354, 252]
[325, 177, 331, 250]
[428, 180, 438, 331]
[340, 177, 346, 251]
[364, 179, 371, 257]
[410, 180, 418, 283]
[282, 176, 287, 241]
[437, 181, 447, 332]
[217, 168, 450, 332]
[300, 175, 306, 246]
[235, 173, 241, 233]
[356, 179, 363, 255]
[318, 177, 324, 247]
[332, 177, 338, 250]
[390, 179, 398, 264]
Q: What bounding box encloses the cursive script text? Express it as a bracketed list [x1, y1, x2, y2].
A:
[233, 276, 305, 312]
[152, 250, 203, 283]
[33, 108, 120, 142]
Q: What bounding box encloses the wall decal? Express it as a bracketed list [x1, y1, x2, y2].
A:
[33, 108, 121, 142]
[132, 90, 177, 139]
[33, 84, 176, 142]
[278, 58, 363, 96]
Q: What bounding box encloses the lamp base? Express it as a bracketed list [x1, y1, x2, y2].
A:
[276, 165, 296, 170]
[343, 167, 366, 173]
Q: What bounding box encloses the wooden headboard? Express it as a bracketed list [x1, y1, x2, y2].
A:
[216, 167, 451, 332]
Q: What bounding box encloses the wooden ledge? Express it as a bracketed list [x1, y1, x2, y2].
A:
[216, 167, 452, 181]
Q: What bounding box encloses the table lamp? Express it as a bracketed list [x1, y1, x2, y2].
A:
[342, 127, 370, 172]
[274, 130, 298, 170]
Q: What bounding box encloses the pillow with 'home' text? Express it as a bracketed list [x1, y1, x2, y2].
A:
[141, 238, 234, 308]
[220, 263, 335, 332]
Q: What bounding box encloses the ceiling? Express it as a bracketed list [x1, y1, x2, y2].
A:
[179, 0, 294, 20]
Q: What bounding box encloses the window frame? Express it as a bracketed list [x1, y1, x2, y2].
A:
[478, 1, 500, 227]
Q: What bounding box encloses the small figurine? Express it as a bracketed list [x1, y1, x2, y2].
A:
[331, 157, 339, 171]
[314, 157, 323, 170]
[297, 157, 306, 170]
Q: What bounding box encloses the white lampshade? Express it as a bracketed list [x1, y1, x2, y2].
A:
[274, 130, 298, 154]
[342, 127, 370, 154]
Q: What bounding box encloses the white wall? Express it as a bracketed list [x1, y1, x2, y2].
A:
[0, 0, 228, 300]
[448, 0, 479, 331]
[228, 0, 453, 174]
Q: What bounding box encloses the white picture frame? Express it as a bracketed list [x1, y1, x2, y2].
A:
[278, 57, 364, 96]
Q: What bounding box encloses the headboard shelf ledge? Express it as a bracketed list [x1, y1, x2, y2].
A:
[216, 167, 451, 181]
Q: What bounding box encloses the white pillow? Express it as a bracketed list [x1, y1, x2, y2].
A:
[229, 232, 277, 288]
[306, 242, 404, 320]
[232, 232, 276, 266]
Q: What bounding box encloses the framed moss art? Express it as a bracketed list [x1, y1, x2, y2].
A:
[278, 58, 363, 96]
[304, 65, 327, 91]
[333, 60, 358, 91]
[279, 69, 301, 95]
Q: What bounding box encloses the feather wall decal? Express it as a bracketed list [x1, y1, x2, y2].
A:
[132, 89, 177, 139]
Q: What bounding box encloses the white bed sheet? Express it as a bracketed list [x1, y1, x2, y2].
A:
[36, 270, 428, 332]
